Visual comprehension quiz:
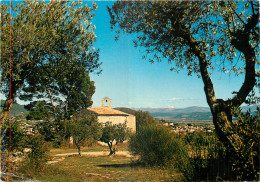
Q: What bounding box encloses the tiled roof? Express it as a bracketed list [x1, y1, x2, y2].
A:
[87, 107, 131, 116]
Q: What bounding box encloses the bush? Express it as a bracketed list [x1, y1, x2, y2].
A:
[36, 121, 56, 142]
[134, 110, 156, 131]
[178, 107, 260, 181]
[1, 120, 25, 152]
[184, 132, 214, 146]
[129, 123, 185, 166]
[130, 107, 259, 181]
[181, 136, 234, 181]
[19, 132, 49, 176]
[231, 107, 260, 180]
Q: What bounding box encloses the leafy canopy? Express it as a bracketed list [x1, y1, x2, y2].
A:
[109, 1, 259, 76]
[69, 114, 102, 155]
[108, 1, 259, 155]
[0, 0, 101, 103]
[100, 122, 129, 155]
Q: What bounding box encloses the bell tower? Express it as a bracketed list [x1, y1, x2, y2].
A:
[102, 97, 112, 108]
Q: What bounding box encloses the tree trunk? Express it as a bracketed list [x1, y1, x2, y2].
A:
[0, 98, 13, 124]
[178, 17, 257, 153]
[114, 141, 119, 154]
[0, 84, 18, 124]
[77, 145, 81, 156]
[0, 79, 24, 124]
[108, 141, 114, 155]
[48, 89, 56, 119]
[210, 101, 242, 152]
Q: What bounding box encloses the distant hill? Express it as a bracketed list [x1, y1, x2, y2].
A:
[114, 107, 137, 115]
[116, 105, 259, 121]
[0, 102, 29, 116]
[114, 106, 212, 121]
[139, 106, 210, 114]
[1, 102, 258, 121]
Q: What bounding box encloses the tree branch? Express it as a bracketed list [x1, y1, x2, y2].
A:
[174, 22, 217, 107]
[230, 5, 246, 26]
[249, 1, 255, 15]
[229, 12, 258, 106]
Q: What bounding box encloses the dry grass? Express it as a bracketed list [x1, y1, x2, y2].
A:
[36, 155, 183, 182]
[19, 143, 182, 181]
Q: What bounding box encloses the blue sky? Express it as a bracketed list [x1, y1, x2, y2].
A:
[89, 1, 245, 108]
[0, 1, 251, 109]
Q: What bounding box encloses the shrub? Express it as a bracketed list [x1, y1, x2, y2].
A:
[178, 107, 260, 181]
[1, 120, 25, 152]
[36, 121, 56, 142]
[181, 136, 232, 181]
[129, 123, 185, 166]
[185, 132, 214, 146]
[231, 107, 260, 180]
[19, 132, 49, 176]
[134, 110, 156, 131]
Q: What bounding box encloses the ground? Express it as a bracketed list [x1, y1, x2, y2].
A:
[28, 143, 183, 181]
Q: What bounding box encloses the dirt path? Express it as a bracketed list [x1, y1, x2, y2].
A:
[48, 151, 132, 164]
[53, 151, 132, 157]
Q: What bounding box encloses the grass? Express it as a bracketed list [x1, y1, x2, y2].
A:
[35, 155, 183, 182]
[19, 142, 182, 181]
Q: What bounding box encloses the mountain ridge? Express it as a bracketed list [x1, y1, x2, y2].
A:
[115, 105, 259, 121]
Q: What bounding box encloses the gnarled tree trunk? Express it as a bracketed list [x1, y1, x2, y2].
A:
[210, 100, 241, 151]
[0, 81, 21, 124]
[177, 11, 258, 152]
[0, 98, 13, 124]
[77, 145, 81, 156]
[108, 140, 115, 155]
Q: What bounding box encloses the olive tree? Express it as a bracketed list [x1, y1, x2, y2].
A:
[100, 122, 128, 155]
[69, 114, 102, 156]
[108, 1, 259, 152]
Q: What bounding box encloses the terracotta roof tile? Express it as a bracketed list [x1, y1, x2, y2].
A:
[87, 107, 131, 116]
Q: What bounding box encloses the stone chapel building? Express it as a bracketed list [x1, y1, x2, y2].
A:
[75, 97, 136, 132]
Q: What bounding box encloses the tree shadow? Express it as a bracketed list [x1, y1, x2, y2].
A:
[97, 162, 144, 168]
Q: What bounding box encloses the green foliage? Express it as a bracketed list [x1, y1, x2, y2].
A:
[134, 110, 155, 131]
[26, 111, 44, 120]
[184, 132, 215, 146]
[0, 0, 100, 123]
[108, 0, 259, 159]
[1, 0, 100, 95]
[0, 102, 29, 116]
[100, 122, 129, 155]
[100, 122, 114, 143]
[20, 132, 49, 175]
[176, 125, 259, 181]
[36, 121, 56, 142]
[69, 114, 102, 155]
[1, 120, 24, 152]
[129, 123, 239, 180]
[231, 107, 260, 180]
[109, 1, 259, 75]
[26, 101, 51, 120]
[175, 132, 234, 181]
[129, 123, 185, 166]
[63, 67, 96, 116]
[24, 65, 96, 119]
[115, 122, 129, 143]
[35, 117, 69, 148]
